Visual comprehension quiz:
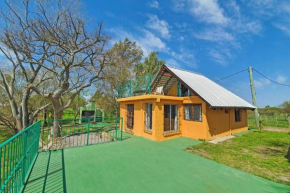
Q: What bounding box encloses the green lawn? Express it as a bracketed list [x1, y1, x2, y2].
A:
[23, 133, 290, 193]
[187, 131, 290, 185]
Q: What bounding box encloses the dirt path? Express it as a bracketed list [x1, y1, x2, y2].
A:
[264, 127, 290, 133]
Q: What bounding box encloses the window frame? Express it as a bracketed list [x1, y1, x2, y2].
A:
[235, 109, 241, 122]
[145, 103, 153, 131]
[183, 104, 202, 122]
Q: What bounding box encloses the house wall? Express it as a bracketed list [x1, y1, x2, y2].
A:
[180, 96, 208, 140]
[206, 107, 248, 140]
[166, 82, 178, 96]
[119, 99, 157, 141]
[119, 95, 248, 142]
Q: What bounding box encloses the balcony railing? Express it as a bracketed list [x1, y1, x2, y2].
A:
[117, 74, 181, 98]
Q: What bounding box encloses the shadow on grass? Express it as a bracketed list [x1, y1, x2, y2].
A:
[22, 150, 67, 193]
[286, 146, 290, 162]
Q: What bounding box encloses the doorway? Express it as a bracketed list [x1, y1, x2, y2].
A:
[164, 104, 179, 132]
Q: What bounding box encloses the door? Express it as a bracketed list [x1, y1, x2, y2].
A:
[127, 104, 134, 129]
[164, 104, 178, 132]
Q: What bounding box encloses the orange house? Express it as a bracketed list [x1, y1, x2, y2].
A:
[117, 65, 255, 141]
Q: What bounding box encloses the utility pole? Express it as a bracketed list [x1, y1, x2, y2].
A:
[248, 66, 260, 130]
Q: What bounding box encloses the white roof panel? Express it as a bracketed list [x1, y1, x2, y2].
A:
[167, 66, 256, 109]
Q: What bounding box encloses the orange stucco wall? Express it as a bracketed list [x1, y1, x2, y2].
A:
[118, 95, 248, 141]
[206, 106, 248, 140]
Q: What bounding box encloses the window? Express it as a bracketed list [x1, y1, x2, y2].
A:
[181, 84, 193, 97]
[235, 109, 241, 122]
[184, 104, 202, 121]
[145, 103, 152, 130]
[127, 104, 134, 129]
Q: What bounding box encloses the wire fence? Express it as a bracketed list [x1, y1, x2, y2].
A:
[39, 117, 123, 151]
[248, 113, 290, 129]
[0, 121, 40, 193]
[117, 74, 180, 98]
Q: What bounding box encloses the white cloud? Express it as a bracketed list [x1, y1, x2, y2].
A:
[149, 1, 159, 9]
[147, 15, 171, 39]
[188, 0, 229, 25]
[208, 49, 231, 65]
[273, 23, 290, 36]
[108, 27, 197, 68]
[254, 78, 271, 89]
[108, 27, 167, 56]
[170, 48, 197, 68]
[244, 21, 262, 34]
[193, 28, 234, 43]
[277, 75, 287, 84]
[138, 30, 167, 55]
[166, 59, 182, 68]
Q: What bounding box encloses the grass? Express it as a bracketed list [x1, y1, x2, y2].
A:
[248, 113, 290, 129]
[186, 131, 290, 185]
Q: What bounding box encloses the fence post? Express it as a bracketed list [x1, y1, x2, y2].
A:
[288, 117, 290, 126]
[121, 118, 123, 140]
[87, 119, 90, 146]
[115, 118, 118, 139]
[22, 131, 27, 184]
[0, 148, 2, 189]
[177, 82, 181, 97]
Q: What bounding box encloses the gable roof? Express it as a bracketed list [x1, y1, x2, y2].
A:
[165, 65, 256, 109]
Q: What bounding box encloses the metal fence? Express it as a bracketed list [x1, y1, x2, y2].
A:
[248, 113, 290, 129]
[0, 121, 40, 193]
[39, 117, 123, 151]
[117, 74, 179, 98]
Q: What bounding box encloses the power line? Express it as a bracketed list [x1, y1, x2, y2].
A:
[215, 69, 248, 82]
[253, 68, 290, 87]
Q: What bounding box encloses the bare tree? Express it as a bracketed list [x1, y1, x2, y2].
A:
[0, 1, 52, 131]
[0, 0, 109, 134]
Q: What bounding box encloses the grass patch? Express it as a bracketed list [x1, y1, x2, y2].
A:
[186, 131, 290, 185]
[248, 113, 290, 129]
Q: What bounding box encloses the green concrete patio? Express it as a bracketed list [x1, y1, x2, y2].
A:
[23, 133, 290, 193]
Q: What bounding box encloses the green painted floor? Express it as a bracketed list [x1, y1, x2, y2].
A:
[24, 133, 290, 193]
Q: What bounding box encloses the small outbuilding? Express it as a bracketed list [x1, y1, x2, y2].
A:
[117, 65, 255, 141]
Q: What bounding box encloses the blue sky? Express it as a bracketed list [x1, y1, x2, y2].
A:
[85, 0, 290, 107]
[2, 0, 290, 107]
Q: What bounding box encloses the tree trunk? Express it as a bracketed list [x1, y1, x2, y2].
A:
[21, 90, 30, 129]
[53, 110, 63, 137]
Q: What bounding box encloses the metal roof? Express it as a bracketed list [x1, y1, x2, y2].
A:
[166, 66, 256, 109]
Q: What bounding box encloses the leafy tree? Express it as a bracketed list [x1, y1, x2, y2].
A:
[280, 101, 290, 121]
[134, 52, 165, 76]
[93, 38, 143, 116]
